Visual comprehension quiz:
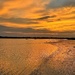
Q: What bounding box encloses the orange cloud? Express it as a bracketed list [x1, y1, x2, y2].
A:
[0, 0, 75, 35]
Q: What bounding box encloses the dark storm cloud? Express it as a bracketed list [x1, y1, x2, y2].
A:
[46, 0, 75, 9]
[0, 25, 50, 33]
[0, 17, 39, 24]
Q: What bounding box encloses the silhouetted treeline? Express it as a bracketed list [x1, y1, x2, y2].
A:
[0, 36, 75, 40]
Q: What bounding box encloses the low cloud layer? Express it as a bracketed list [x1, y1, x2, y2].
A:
[0, 25, 51, 33]
[0, 25, 75, 37]
[0, 17, 39, 24]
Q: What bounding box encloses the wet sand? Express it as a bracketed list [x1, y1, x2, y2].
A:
[30, 40, 75, 75]
[0, 39, 75, 75]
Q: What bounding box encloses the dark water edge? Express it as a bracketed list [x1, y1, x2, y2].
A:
[0, 37, 75, 40]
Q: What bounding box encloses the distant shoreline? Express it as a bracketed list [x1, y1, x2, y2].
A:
[0, 36, 75, 40]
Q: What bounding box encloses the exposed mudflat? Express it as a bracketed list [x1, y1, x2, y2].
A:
[30, 40, 75, 75]
[0, 39, 75, 75]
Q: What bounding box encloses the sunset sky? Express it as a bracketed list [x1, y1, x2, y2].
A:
[0, 0, 75, 37]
